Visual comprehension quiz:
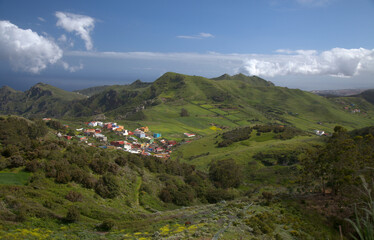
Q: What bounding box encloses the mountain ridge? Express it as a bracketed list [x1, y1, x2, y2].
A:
[1, 72, 373, 132]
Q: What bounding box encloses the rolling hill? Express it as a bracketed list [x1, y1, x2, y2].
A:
[1, 72, 373, 133]
[0, 83, 86, 118]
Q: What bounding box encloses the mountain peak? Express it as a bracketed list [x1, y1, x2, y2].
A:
[129, 79, 151, 89]
[26, 84, 53, 98]
[212, 73, 231, 80]
[212, 73, 274, 87]
[0, 85, 17, 92]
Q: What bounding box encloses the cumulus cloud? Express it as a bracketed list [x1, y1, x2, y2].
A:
[37, 17, 46, 22]
[66, 47, 374, 79]
[0, 20, 63, 73]
[56, 11, 95, 50]
[177, 32, 214, 39]
[239, 48, 374, 78]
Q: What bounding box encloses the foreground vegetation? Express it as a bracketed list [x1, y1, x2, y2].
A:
[0, 116, 372, 239]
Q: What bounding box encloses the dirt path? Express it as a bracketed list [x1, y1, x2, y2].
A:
[134, 176, 142, 206]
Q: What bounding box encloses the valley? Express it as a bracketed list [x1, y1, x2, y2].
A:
[1, 73, 374, 239]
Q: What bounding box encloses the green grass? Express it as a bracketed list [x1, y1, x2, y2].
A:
[0, 170, 30, 186]
[251, 132, 276, 142]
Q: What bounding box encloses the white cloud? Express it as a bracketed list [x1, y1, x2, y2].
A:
[58, 34, 75, 48]
[239, 48, 374, 78]
[65, 47, 374, 79]
[37, 17, 46, 22]
[0, 20, 63, 73]
[55, 11, 95, 50]
[61, 61, 83, 72]
[58, 34, 67, 42]
[177, 32, 214, 39]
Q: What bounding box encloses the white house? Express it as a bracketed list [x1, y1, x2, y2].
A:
[314, 130, 325, 136]
[184, 133, 195, 137]
[123, 142, 132, 151]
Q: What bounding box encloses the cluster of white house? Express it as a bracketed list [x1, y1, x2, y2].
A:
[57, 121, 196, 158]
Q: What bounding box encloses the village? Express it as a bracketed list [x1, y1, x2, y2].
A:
[53, 120, 196, 159]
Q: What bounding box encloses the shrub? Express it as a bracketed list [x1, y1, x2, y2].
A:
[55, 169, 72, 184]
[65, 206, 80, 223]
[115, 156, 127, 167]
[25, 159, 41, 172]
[262, 191, 274, 202]
[173, 185, 195, 206]
[108, 162, 120, 175]
[97, 219, 115, 231]
[159, 188, 173, 203]
[15, 207, 27, 222]
[70, 168, 86, 183]
[95, 174, 120, 199]
[9, 155, 25, 168]
[65, 191, 83, 202]
[2, 145, 19, 158]
[90, 158, 109, 174]
[205, 188, 236, 203]
[0, 156, 8, 170]
[81, 175, 98, 189]
[180, 108, 189, 117]
[46, 120, 64, 130]
[209, 159, 242, 188]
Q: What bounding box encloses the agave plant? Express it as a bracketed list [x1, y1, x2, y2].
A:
[346, 176, 374, 240]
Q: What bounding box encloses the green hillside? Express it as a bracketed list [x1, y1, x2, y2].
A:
[0, 83, 86, 118]
[74, 85, 111, 97]
[1, 73, 373, 133]
[355, 88, 374, 105]
[127, 73, 374, 140]
[0, 116, 344, 239]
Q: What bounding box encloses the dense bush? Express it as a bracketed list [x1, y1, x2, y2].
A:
[159, 188, 173, 203]
[46, 119, 64, 131]
[253, 150, 299, 166]
[97, 219, 115, 231]
[253, 124, 303, 140]
[95, 174, 120, 199]
[300, 126, 374, 196]
[65, 206, 80, 223]
[25, 159, 42, 172]
[8, 155, 25, 168]
[218, 127, 252, 147]
[0, 116, 242, 208]
[209, 159, 242, 188]
[65, 191, 83, 202]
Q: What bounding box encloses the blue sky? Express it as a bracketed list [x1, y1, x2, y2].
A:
[0, 0, 374, 91]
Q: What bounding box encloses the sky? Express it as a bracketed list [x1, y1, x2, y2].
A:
[0, 0, 374, 91]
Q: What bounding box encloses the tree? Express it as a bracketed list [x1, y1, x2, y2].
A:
[299, 126, 372, 195]
[209, 159, 242, 188]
